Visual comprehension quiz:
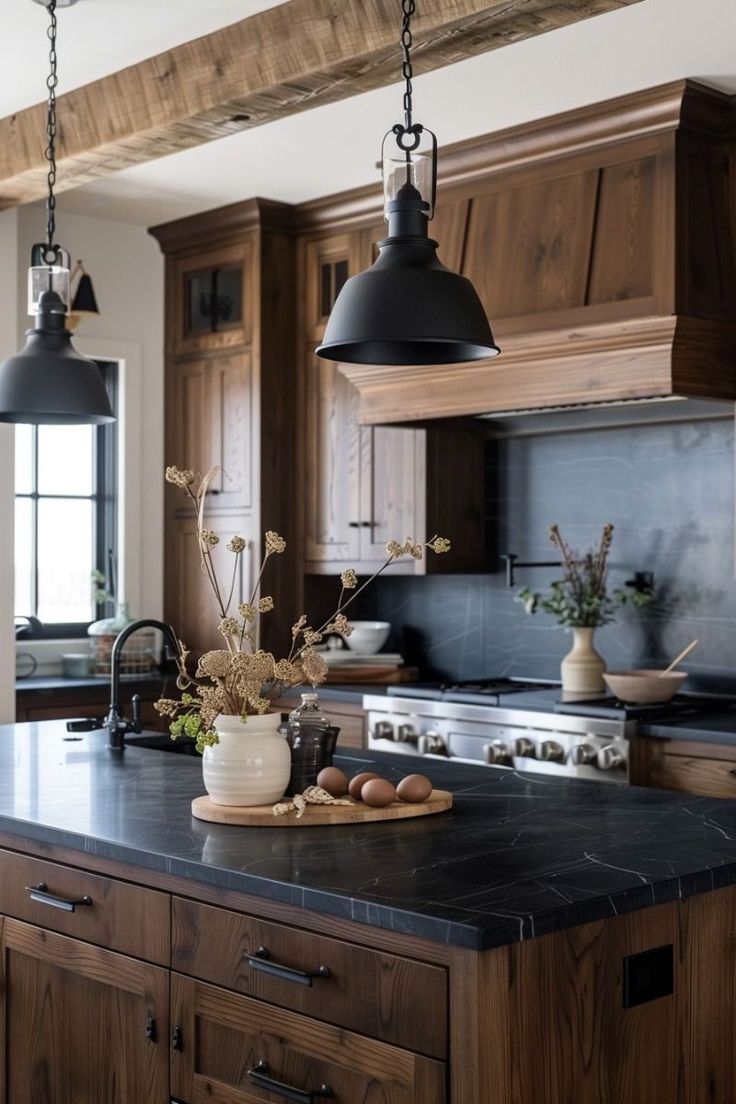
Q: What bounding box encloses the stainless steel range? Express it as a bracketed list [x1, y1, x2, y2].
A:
[366, 679, 736, 783]
[365, 679, 634, 783]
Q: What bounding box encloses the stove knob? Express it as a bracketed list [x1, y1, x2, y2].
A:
[538, 740, 564, 763]
[483, 740, 512, 765]
[512, 737, 536, 759]
[372, 721, 395, 741]
[418, 732, 447, 756]
[567, 743, 597, 765]
[397, 723, 419, 744]
[596, 745, 626, 771]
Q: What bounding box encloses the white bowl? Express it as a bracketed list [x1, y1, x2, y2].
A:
[346, 621, 391, 653]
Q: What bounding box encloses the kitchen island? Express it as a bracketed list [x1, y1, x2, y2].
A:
[1, 721, 736, 1102]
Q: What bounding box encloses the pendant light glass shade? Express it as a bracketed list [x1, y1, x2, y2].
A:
[0, 292, 114, 425]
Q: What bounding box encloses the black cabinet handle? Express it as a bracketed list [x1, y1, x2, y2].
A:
[245, 946, 330, 987]
[348, 521, 373, 528]
[248, 1061, 333, 1103]
[348, 521, 360, 528]
[171, 1026, 183, 1051]
[144, 1014, 157, 1042]
[26, 882, 93, 913]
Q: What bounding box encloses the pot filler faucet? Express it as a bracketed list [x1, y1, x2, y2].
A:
[66, 619, 180, 751]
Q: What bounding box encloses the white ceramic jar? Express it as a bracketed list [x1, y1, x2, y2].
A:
[202, 712, 290, 806]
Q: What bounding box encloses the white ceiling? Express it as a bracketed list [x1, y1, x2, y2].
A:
[6, 0, 736, 225]
[1, 0, 282, 118]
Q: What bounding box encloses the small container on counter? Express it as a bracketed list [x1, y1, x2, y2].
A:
[285, 692, 340, 796]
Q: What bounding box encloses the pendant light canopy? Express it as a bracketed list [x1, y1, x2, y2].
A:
[0, 0, 113, 425]
[317, 0, 499, 367]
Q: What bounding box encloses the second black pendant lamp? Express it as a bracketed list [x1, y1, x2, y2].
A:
[316, 0, 499, 367]
[0, 0, 113, 425]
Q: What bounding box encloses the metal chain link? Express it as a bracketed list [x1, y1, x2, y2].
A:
[400, 0, 416, 131]
[44, 0, 58, 253]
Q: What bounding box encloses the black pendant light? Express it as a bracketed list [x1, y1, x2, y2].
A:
[0, 0, 113, 425]
[316, 0, 499, 367]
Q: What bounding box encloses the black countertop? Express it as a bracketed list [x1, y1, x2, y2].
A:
[3, 721, 736, 950]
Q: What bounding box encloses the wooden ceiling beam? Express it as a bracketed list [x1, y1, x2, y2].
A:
[0, 0, 642, 209]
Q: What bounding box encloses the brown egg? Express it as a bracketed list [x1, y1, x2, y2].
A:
[348, 771, 379, 800]
[316, 766, 349, 797]
[396, 774, 433, 804]
[361, 778, 397, 807]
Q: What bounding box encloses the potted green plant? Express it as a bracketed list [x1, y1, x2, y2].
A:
[518, 524, 651, 694]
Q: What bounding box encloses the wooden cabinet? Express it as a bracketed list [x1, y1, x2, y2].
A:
[300, 226, 486, 575]
[630, 736, 736, 798]
[171, 897, 447, 1057]
[0, 849, 169, 964]
[152, 199, 299, 657]
[171, 241, 253, 357]
[0, 918, 169, 1104]
[3, 833, 736, 1102]
[170, 973, 445, 1104]
[167, 352, 254, 515]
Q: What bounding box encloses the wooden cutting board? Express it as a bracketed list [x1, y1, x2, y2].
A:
[191, 789, 453, 826]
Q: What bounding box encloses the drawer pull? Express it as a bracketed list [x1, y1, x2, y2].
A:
[26, 882, 93, 913]
[245, 946, 330, 987]
[248, 1061, 333, 1102]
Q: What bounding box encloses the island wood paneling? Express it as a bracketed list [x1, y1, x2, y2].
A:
[450, 887, 736, 1103]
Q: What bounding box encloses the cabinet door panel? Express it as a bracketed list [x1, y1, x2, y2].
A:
[0, 918, 169, 1104]
[165, 514, 254, 655]
[359, 426, 425, 565]
[173, 242, 252, 355]
[304, 348, 361, 564]
[167, 353, 253, 514]
[463, 170, 599, 320]
[171, 973, 445, 1104]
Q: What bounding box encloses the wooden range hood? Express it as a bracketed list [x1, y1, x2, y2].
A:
[326, 80, 736, 425]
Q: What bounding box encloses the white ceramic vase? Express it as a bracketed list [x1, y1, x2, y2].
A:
[560, 626, 606, 695]
[202, 712, 290, 807]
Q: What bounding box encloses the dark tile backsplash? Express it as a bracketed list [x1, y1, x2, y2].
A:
[305, 416, 736, 683]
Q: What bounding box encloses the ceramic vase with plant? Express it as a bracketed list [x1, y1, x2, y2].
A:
[518, 524, 651, 695]
[156, 464, 450, 805]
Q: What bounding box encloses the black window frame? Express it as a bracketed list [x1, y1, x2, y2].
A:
[14, 359, 119, 640]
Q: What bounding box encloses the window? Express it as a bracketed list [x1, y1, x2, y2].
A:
[14, 360, 118, 637]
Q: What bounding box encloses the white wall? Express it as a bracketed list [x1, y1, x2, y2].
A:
[0, 209, 19, 721]
[15, 205, 165, 627]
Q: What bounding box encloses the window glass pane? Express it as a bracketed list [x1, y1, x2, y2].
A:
[37, 425, 94, 496]
[15, 424, 34, 494]
[37, 498, 94, 623]
[14, 497, 33, 617]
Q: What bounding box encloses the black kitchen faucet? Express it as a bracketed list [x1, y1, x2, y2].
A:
[67, 618, 180, 751]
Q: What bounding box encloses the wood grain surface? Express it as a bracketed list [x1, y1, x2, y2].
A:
[0, 0, 642, 207]
[191, 789, 453, 826]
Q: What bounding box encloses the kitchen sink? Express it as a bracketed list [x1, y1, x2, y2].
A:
[125, 732, 198, 756]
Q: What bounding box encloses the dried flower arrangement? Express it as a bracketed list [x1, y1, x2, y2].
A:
[517, 523, 651, 628]
[156, 465, 450, 752]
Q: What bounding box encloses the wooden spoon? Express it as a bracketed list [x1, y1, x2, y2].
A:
[660, 639, 699, 677]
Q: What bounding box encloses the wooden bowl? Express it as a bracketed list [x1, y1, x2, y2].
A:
[603, 669, 688, 704]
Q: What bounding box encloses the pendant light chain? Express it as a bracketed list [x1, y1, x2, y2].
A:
[400, 0, 416, 132]
[45, 0, 58, 255]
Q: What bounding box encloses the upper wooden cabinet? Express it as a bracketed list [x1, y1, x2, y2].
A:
[151, 200, 299, 656]
[171, 241, 253, 356]
[317, 81, 736, 424]
[299, 229, 486, 575]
